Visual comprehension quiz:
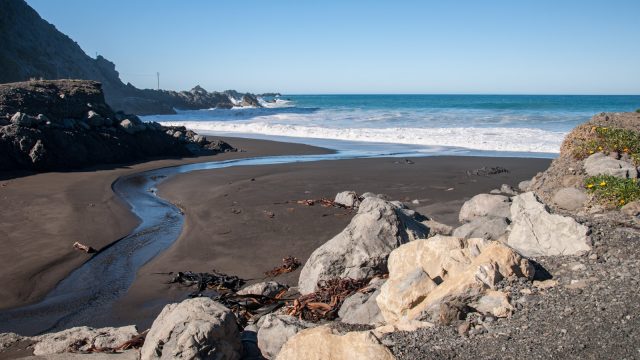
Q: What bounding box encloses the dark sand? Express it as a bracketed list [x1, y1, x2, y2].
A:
[115, 154, 551, 329]
[0, 137, 331, 310]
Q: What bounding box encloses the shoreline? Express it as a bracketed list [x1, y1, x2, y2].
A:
[0, 137, 332, 311]
[0, 136, 550, 334]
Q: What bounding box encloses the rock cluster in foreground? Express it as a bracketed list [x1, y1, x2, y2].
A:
[0, 80, 234, 171]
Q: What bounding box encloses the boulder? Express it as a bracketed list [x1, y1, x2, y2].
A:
[471, 290, 514, 318]
[10, 112, 38, 127]
[257, 314, 316, 359]
[376, 235, 534, 324]
[119, 119, 136, 134]
[140, 298, 242, 360]
[298, 197, 431, 294]
[0, 332, 23, 350]
[237, 281, 287, 298]
[338, 277, 385, 326]
[85, 110, 104, 127]
[452, 217, 509, 240]
[552, 187, 588, 211]
[518, 180, 532, 192]
[334, 191, 360, 208]
[421, 219, 453, 236]
[458, 194, 511, 223]
[276, 326, 395, 360]
[507, 192, 591, 257]
[32, 326, 138, 356]
[584, 152, 637, 179]
[500, 184, 518, 195]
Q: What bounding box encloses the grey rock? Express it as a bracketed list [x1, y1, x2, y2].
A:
[237, 281, 287, 298]
[621, 201, 640, 217]
[0, 332, 23, 350]
[507, 192, 591, 257]
[29, 139, 46, 163]
[518, 180, 532, 192]
[298, 197, 431, 294]
[453, 217, 509, 240]
[140, 298, 241, 360]
[458, 194, 511, 223]
[500, 184, 518, 196]
[334, 191, 360, 208]
[584, 152, 637, 179]
[338, 277, 385, 325]
[32, 325, 138, 356]
[553, 187, 588, 211]
[257, 314, 316, 359]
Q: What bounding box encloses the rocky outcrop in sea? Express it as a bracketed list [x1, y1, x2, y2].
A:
[0, 80, 235, 171]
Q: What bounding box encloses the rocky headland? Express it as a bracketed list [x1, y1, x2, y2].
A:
[0, 0, 266, 115]
[1, 112, 638, 359]
[0, 80, 234, 171]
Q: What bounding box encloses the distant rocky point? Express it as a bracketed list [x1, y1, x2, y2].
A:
[0, 80, 235, 172]
[0, 0, 270, 115]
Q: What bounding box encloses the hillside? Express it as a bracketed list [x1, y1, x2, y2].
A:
[0, 0, 261, 115]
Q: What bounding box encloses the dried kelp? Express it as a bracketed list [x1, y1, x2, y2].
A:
[264, 256, 301, 277]
[169, 270, 246, 296]
[284, 277, 371, 322]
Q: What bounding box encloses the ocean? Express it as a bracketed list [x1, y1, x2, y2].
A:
[144, 94, 640, 158]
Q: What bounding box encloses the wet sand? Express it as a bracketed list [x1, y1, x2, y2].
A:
[116, 154, 551, 329]
[0, 137, 331, 310]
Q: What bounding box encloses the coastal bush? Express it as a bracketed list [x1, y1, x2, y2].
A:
[573, 126, 640, 165]
[584, 175, 640, 207]
[636, 108, 640, 113]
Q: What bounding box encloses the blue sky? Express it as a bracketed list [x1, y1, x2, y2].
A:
[26, 0, 640, 94]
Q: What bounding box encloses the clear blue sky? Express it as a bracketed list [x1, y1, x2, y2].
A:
[26, 0, 640, 94]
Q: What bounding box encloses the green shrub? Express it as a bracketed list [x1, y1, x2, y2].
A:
[635, 108, 640, 113]
[585, 175, 640, 207]
[574, 126, 640, 165]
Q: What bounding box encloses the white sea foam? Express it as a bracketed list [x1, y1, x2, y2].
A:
[157, 120, 565, 153]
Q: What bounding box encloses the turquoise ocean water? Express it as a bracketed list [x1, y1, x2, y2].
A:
[145, 95, 640, 158]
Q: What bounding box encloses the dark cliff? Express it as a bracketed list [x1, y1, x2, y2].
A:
[0, 0, 263, 115]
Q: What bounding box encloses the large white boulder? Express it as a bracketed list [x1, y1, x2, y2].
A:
[276, 326, 395, 360]
[376, 235, 533, 324]
[140, 298, 241, 360]
[298, 197, 431, 294]
[334, 191, 360, 208]
[458, 194, 511, 223]
[507, 192, 591, 257]
[257, 314, 316, 359]
[584, 152, 638, 179]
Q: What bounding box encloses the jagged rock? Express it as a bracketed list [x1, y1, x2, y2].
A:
[0, 332, 23, 350]
[240, 94, 261, 107]
[452, 217, 509, 240]
[10, 112, 38, 127]
[140, 298, 242, 360]
[552, 187, 588, 211]
[276, 326, 395, 360]
[28, 139, 46, 164]
[507, 192, 591, 257]
[376, 236, 534, 324]
[298, 197, 431, 294]
[458, 194, 511, 223]
[119, 119, 136, 134]
[584, 152, 638, 179]
[257, 314, 316, 359]
[334, 191, 360, 208]
[237, 281, 287, 297]
[338, 277, 385, 326]
[32, 325, 138, 356]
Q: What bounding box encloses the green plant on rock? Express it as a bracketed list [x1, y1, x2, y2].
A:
[584, 175, 640, 207]
[574, 126, 640, 165]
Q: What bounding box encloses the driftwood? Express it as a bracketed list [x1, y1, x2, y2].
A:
[264, 256, 301, 277]
[73, 241, 95, 253]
